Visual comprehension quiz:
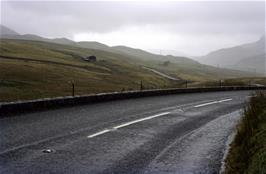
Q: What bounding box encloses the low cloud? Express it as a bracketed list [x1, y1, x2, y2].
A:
[1, 1, 265, 55]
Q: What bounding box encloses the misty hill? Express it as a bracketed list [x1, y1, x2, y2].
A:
[235, 53, 266, 74]
[0, 24, 19, 35]
[113, 46, 198, 65]
[0, 38, 256, 102]
[147, 49, 189, 57]
[77, 41, 111, 51]
[0, 24, 198, 65]
[0, 25, 254, 81]
[198, 36, 265, 74]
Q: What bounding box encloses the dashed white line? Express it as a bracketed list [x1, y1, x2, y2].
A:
[88, 98, 232, 139]
[87, 112, 171, 138]
[113, 112, 170, 129]
[194, 98, 232, 108]
[194, 101, 218, 108]
[218, 98, 233, 103]
[87, 129, 110, 138]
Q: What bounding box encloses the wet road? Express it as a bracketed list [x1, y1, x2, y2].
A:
[0, 91, 252, 174]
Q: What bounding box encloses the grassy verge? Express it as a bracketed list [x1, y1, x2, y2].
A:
[189, 77, 266, 88]
[224, 91, 266, 174]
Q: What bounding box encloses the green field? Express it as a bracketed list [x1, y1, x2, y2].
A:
[0, 39, 257, 102]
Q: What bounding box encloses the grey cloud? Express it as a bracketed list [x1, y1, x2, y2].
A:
[2, 1, 265, 33]
[0, 1, 265, 55]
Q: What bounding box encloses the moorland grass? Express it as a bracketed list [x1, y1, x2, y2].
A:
[224, 91, 266, 174]
[0, 39, 260, 102]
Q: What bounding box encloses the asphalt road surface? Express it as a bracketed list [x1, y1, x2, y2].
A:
[0, 91, 254, 174]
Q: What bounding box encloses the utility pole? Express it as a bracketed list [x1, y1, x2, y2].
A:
[185, 80, 188, 88]
[219, 80, 222, 88]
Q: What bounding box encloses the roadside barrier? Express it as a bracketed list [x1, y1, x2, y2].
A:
[1, 86, 265, 116]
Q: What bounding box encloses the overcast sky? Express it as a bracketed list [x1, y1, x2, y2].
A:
[1, 0, 265, 56]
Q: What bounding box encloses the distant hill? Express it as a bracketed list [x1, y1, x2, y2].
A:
[77, 41, 111, 51]
[0, 38, 256, 102]
[0, 24, 255, 80]
[0, 25, 199, 65]
[0, 24, 19, 35]
[235, 53, 266, 74]
[198, 36, 265, 75]
[51, 38, 76, 45]
[113, 45, 198, 65]
[147, 49, 189, 57]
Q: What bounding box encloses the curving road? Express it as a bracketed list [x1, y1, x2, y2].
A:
[0, 91, 254, 174]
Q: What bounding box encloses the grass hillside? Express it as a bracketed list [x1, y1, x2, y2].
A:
[0, 39, 180, 102]
[0, 38, 255, 102]
[225, 91, 266, 174]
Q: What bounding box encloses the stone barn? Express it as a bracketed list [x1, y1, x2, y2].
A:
[84, 55, 97, 62]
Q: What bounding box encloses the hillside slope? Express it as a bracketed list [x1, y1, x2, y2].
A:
[0, 24, 19, 35]
[198, 36, 265, 74]
[0, 39, 252, 80]
[0, 39, 182, 102]
[0, 24, 256, 102]
[0, 25, 197, 65]
[0, 25, 257, 79]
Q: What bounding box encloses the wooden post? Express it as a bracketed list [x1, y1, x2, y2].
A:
[69, 81, 75, 97]
[72, 82, 75, 96]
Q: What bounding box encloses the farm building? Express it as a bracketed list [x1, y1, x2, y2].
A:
[84, 55, 97, 62]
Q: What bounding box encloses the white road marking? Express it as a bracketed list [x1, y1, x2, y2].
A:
[113, 112, 170, 129]
[218, 98, 233, 103]
[194, 98, 232, 108]
[88, 98, 233, 139]
[194, 101, 218, 108]
[87, 129, 110, 138]
[87, 112, 170, 138]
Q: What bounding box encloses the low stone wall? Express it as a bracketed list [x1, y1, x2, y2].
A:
[1, 86, 266, 117]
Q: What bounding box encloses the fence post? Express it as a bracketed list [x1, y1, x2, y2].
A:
[69, 80, 75, 97]
[72, 82, 75, 96]
[140, 80, 143, 91]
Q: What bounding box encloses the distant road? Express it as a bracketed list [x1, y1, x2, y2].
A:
[0, 91, 253, 173]
[143, 66, 182, 81]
